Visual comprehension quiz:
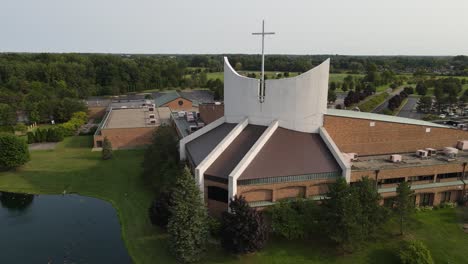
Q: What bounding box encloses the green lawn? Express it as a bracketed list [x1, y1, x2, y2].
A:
[1, 136, 467, 264]
[357, 92, 390, 112]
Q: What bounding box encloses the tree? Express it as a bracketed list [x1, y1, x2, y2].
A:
[329, 82, 337, 91]
[0, 133, 30, 170]
[417, 96, 433, 113]
[394, 181, 415, 235]
[221, 196, 268, 254]
[167, 168, 208, 263]
[141, 126, 180, 193]
[321, 178, 363, 252]
[399, 240, 434, 264]
[416, 82, 427, 96]
[0, 103, 16, 126]
[328, 90, 337, 103]
[354, 177, 389, 238]
[102, 136, 113, 160]
[148, 191, 173, 228]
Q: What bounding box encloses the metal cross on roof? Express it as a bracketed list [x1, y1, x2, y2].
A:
[252, 20, 275, 103]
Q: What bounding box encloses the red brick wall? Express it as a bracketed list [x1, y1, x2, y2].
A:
[94, 127, 155, 149]
[163, 98, 193, 111]
[237, 179, 333, 203]
[323, 115, 467, 156]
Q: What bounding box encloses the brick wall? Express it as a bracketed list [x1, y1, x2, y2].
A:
[237, 178, 334, 203]
[323, 115, 467, 156]
[204, 179, 228, 217]
[163, 98, 193, 111]
[94, 127, 155, 149]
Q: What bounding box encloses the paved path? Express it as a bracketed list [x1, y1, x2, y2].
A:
[397, 96, 424, 119]
[29, 142, 58, 150]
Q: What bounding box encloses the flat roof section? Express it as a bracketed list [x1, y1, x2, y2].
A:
[239, 128, 341, 180]
[205, 125, 267, 179]
[104, 107, 171, 129]
[185, 123, 237, 166]
[326, 109, 448, 128]
[351, 151, 468, 172]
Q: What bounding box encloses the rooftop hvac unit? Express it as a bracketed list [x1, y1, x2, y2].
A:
[457, 140, 468, 151]
[443, 147, 459, 158]
[189, 125, 198, 133]
[416, 150, 428, 159]
[425, 148, 437, 156]
[148, 118, 157, 125]
[186, 112, 195, 122]
[197, 121, 205, 128]
[149, 114, 155, 119]
[178, 111, 186, 118]
[148, 107, 154, 112]
[389, 154, 402, 163]
[214, 102, 222, 105]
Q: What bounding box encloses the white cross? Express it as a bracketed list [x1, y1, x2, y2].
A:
[252, 20, 275, 103]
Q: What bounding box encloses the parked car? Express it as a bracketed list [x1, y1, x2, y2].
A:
[439, 114, 446, 119]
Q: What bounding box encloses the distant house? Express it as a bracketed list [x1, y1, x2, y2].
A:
[155, 90, 215, 112]
[155, 91, 196, 111]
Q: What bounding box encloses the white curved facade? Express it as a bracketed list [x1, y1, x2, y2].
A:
[224, 57, 330, 133]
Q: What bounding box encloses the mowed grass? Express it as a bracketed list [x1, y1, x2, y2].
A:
[1, 136, 468, 264]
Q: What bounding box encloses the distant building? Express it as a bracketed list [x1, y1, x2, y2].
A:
[179, 57, 468, 216]
[93, 102, 171, 149]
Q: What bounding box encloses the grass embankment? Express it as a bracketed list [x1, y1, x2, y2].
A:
[357, 92, 390, 112]
[1, 136, 468, 264]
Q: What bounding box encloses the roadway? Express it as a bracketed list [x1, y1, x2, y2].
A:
[372, 87, 404, 113]
[396, 96, 424, 119]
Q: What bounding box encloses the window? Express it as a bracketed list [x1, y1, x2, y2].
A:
[370, 121, 376, 127]
[420, 193, 434, 206]
[380, 177, 405, 184]
[96, 140, 103, 147]
[408, 175, 434, 182]
[207, 186, 228, 203]
[178, 100, 184, 106]
[441, 191, 452, 203]
[438, 173, 459, 179]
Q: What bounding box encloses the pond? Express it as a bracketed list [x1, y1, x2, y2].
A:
[0, 192, 132, 264]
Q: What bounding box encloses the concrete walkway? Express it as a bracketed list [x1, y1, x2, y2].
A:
[28, 142, 58, 150]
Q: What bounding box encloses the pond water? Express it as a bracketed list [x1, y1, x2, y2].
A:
[0, 192, 132, 264]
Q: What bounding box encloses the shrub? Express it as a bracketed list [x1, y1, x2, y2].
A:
[221, 196, 268, 254]
[268, 199, 320, 240]
[399, 240, 434, 264]
[148, 191, 173, 228]
[27, 131, 36, 144]
[46, 127, 64, 142]
[0, 133, 30, 170]
[439, 202, 456, 208]
[14, 123, 27, 134]
[102, 137, 113, 160]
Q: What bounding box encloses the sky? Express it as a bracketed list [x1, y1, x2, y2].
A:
[1, 0, 468, 55]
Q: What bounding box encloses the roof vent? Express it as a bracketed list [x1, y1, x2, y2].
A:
[389, 154, 402, 163]
[457, 140, 468, 151]
[343, 153, 358, 163]
[416, 150, 428, 159]
[425, 148, 437, 157]
[443, 147, 458, 159]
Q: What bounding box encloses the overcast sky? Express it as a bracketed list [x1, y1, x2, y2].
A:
[1, 0, 467, 55]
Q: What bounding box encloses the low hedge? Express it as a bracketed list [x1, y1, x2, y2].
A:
[27, 127, 64, 143]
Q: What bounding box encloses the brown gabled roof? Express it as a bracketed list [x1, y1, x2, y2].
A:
[239, 128, 341, 180]
[205, 125, 266, 179]
[185, 123, 236, 166]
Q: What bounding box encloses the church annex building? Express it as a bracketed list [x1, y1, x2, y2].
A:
[177, 57, 468, 216]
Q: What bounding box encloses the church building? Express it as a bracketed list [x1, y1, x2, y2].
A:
[178, 57, 468, 216]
